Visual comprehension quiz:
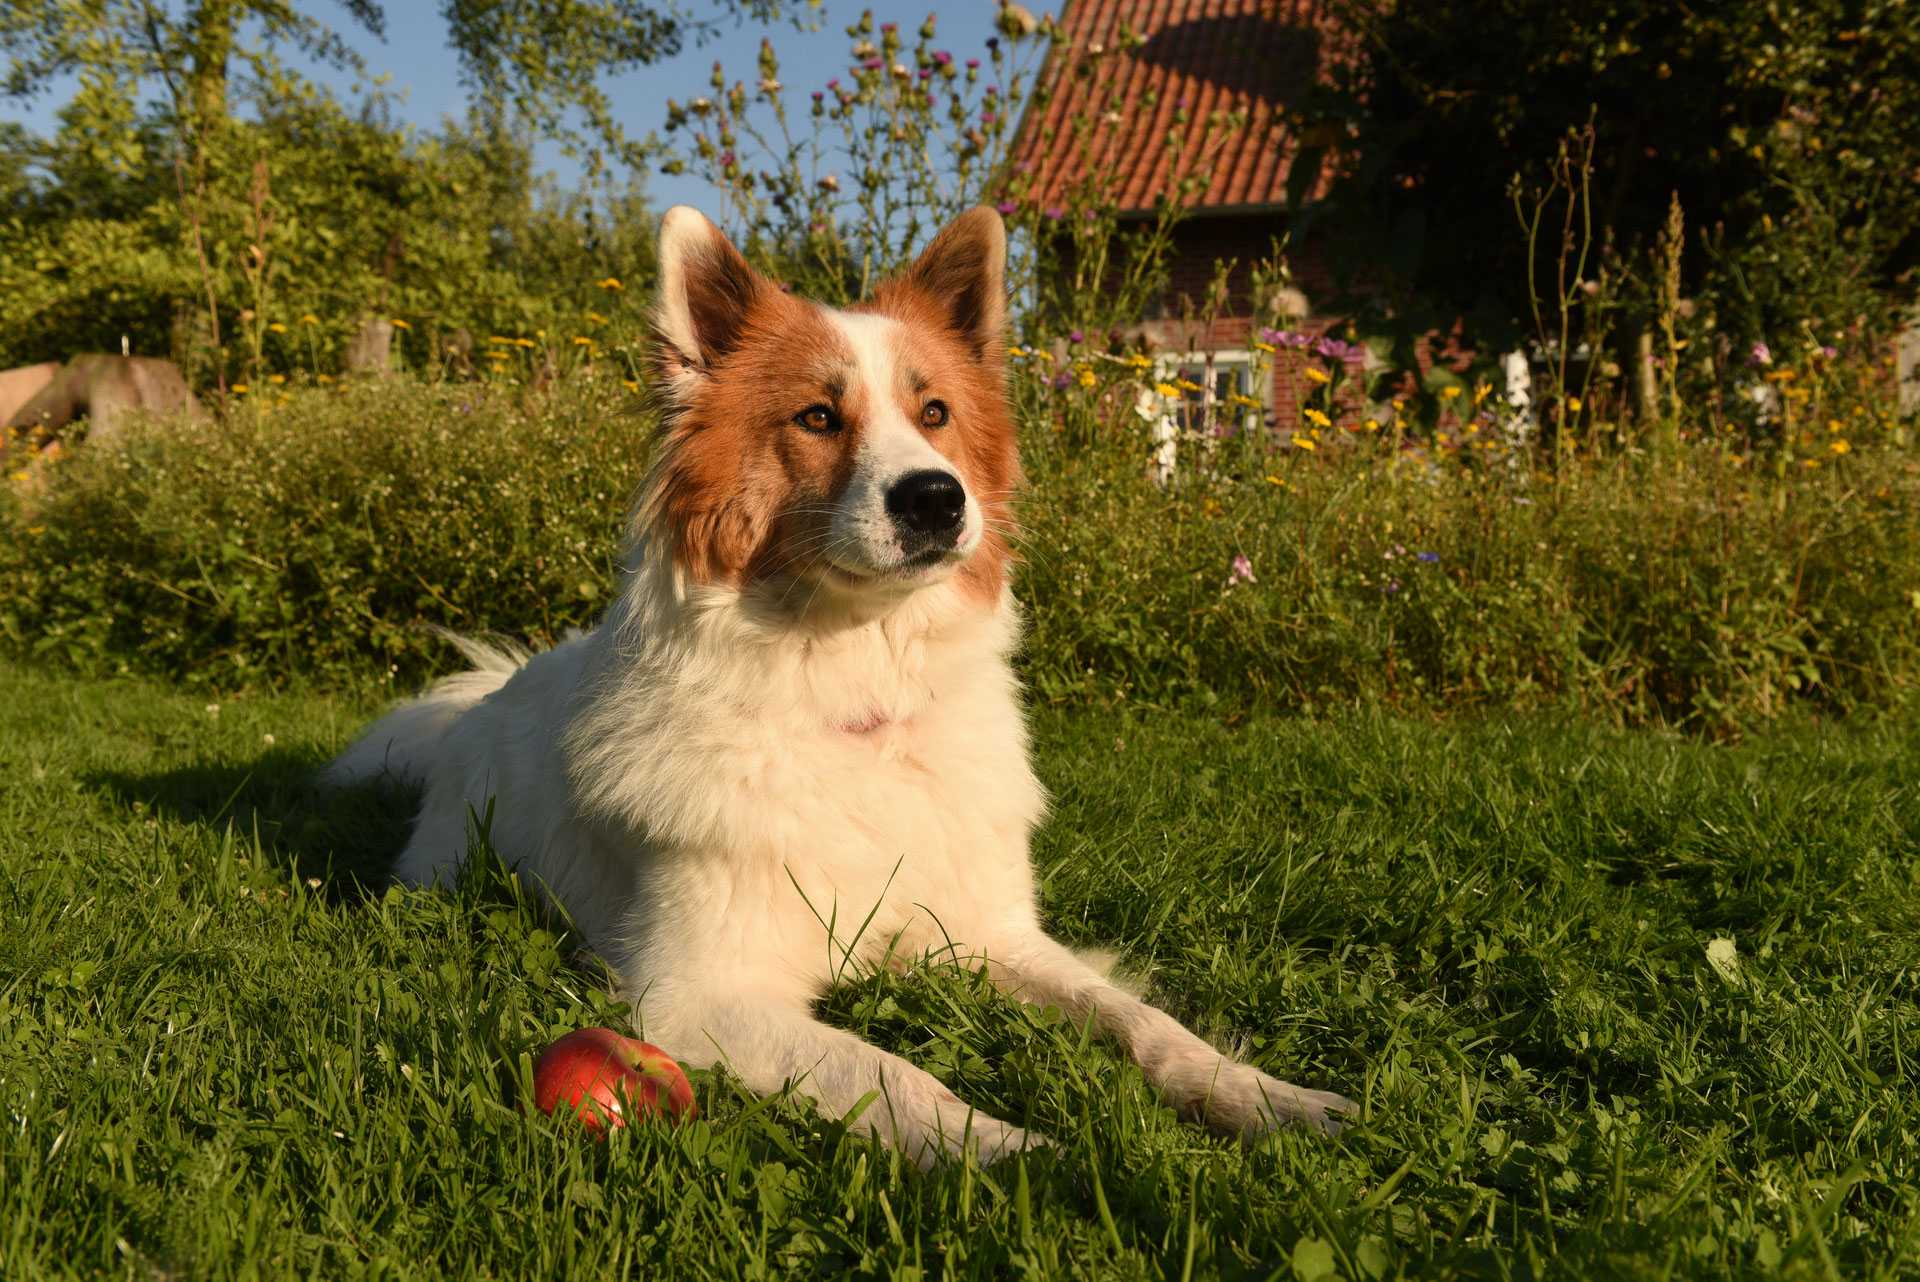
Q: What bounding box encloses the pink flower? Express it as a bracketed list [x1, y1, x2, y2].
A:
[1228, 555, 1257, 586]
[1749, 341, 1772, 366]
[996, 200, 1017, 214]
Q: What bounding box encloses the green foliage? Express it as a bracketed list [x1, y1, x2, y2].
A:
[1299, 0, 1920, 365]
[0, 377, 646, 687]
[3, 663, 1917, 1275]
[4, 378, 1917, 732]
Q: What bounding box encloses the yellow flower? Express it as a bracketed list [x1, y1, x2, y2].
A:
[514, 338, 537, 349]
[488, 336, 514, 345]
[1292, 436, 1317, 450]
[267, 322, 287, 333]
[299, 314, 318, 325]
[1077, 368, 1097, 388]
[622, 379, 641, 393]
[1437, 385, 1462, 400]
[1364, 419, 1380, 431]
[1828, 419, 1844, 433]
[1830, 439, 1851, 454]
[231, 383, 248, 394]
[1251, 340, 1275, 353]
[1265, 474, 1285, 486]
[598, 277, 624, 291]
[573, 336, 595, 346]
[1034, 349, 1054, 363]
[585, 312, 609, 325]
[267, 374, 286, 384]
[1303, 407, 1331, 428]
[1229, 393, 1262, 409]
[26, 526, 45, 535]
[1567, 396, 1583, 412]
[1128, 353, 1152, 370]
[1154, 381, 1179, 397]
[1177, 379, 1203, 393]
[317, 374, 334, 384]
[1305, 367, 1332, 385]
[390, 318, 410, 329]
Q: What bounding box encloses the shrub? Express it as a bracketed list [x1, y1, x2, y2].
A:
[5, 377, 1917, 732]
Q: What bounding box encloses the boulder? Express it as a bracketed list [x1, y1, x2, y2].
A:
[0, 362, 60, 429]
[4, 355, 203, 447]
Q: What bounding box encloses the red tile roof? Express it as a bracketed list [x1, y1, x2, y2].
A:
[1006, 0, 1346, 216]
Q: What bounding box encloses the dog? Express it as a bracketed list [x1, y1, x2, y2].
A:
[324, 206, 1354, 1163]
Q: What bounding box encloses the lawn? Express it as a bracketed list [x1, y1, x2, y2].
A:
[1, 659, 1915, 1279]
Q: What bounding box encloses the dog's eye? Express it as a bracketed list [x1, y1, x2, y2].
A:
[796, 405, 839, 433]
[920, 400, 949, 428]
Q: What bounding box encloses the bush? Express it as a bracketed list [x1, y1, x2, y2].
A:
[5, 377, 1917, 732]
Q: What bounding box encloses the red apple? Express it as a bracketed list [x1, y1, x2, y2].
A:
[531, 1028, 697, 1134]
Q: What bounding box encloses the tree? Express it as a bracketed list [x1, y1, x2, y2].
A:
[1293, 0, 1920, 364]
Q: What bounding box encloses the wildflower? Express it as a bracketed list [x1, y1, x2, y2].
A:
[1416, 551, 1439, 563]
[996, 200, 1017, 215]
[819, 173, 840, 191]
[759, 77, 781, 93]
[1364, 419, 1379, 431]
[1828, 419, 1844, 433]
[1830, 439, 1851, 454]
[1128, 353, 1151, 371]
[1044, 207, 1064, 220]
[1303, 408, 1331, 428]
[231, 383, 248, 394]
[299, 313, 318, 324]
[1077, 368, 1097, 388]
[267, 374, 285, 384]
[267, 322, 286, 333]
[934, 50, 952, 65]
[1292, 436, 1317, 450]
[573, 336, 595, 346]
[1749, 341, 1772, 366]
[1252, 339, 1275, 353]
[597, 277, 624, 291]
[1312, 336, 1355, 359]
[307, 877, 322, 889]
[1154, 381, 1178, 397]
[205, 703, 220, 718]
[1567, 395, 1583, 412]
[1437, 385, 1462, 401]
[390, 318, 410, 329]
[317, 374, 333, 384]
[585, 312, 609, 324]
[1305, 367, 1331, 385]
[1228, 554, 1257, 585]
[1820, 345, 1838, 359]
[966, 58, 980, 69]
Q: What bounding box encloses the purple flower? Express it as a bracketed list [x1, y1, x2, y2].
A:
[996, 200, 1017, 214]
[1416, 551, 1439, 563]
[1044, 207, 1064, 219]
[863, 58, 883, 70]
[981, 110, 998, 123]
[1228, 555, 1257, 585]
[987, 36, 1000, 50]
[966, 58, 980, 69]
[812, 90, 823, 100]
[1312, 336, 1356, 360]
[934, 50, 952, 65]
[1820, 345, 1838, 359]
[720, 151, 736, 166]
[918, 68, 933, 80]
[1262, 327, 1313, 349]
[827, 78, 840, 90]
[1068, 330, 1083, 343]
[1749, 341, 1772, 366]
[1050, 372, 1073, 389]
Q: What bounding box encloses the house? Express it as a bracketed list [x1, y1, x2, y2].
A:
[1004, 0, 1369, 437]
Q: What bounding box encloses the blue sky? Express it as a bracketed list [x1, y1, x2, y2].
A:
[3, 1, 1010, 212]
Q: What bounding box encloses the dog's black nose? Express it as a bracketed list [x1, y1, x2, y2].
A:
[886, 469, 966, 543]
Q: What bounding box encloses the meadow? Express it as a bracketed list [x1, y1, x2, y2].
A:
[2, 659, 1917, 1278]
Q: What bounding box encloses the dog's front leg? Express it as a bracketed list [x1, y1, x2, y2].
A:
[643, 992, 1036, 1168]
[981, 934, 1355, 1139]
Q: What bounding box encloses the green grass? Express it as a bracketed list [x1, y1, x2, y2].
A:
[2, 661, 1917, 1279]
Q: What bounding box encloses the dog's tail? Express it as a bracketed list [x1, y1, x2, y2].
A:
[319, 631, 528, 789]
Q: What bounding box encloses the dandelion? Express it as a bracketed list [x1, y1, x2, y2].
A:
[1364, 418, 1380, 431]
[623, 379, 640, 393]
[231, 383, 248, 394]
[299, 314, 318, 324]
[390, 318, 410, 330]
[1830, 439, 1851, 454]
[1437, 385, 1462, 401]
[1828, 419, 1844, 433]
[573, 336, 595, 346]
[267, 374, 285, 384]
[1128, 353, 1152, 370]
[597, 277, 624, 291]
[1303, 408, 1331, 428]
[267, 322, 287, 333]
[1251, 339, 1275, 353]
[1305, 367, 1332, 385]
[585, 312, 609, 325]
[1227, 554, 1257, 585]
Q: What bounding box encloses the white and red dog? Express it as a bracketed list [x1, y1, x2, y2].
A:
[326, 206, 1353, 1163]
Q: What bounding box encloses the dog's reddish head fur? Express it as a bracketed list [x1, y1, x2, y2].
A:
[643, 208, 1019, 606]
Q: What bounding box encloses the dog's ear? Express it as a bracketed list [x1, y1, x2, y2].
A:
[894, 206, 1007, 363]
[652, 206, 765, 401]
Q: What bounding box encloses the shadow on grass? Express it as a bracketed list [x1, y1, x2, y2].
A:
[85, 750, 415, 901]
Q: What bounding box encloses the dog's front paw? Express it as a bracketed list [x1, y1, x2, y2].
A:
[909, 1100, 1047, 1168]
[1200, 1062, 1357, 1140]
